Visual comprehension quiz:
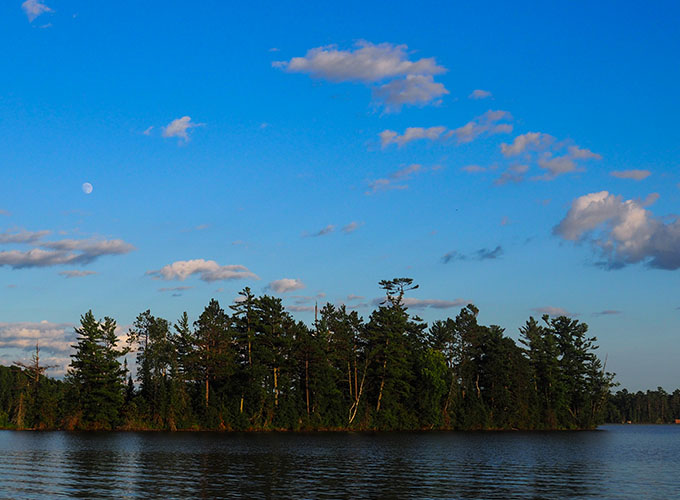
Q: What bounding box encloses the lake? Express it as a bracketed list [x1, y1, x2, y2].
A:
[0, 425, 677, 499]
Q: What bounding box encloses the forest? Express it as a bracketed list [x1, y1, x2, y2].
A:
[0, 278, 668, 432]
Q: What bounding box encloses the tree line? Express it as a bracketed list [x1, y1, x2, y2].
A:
[0, 278, 638, 431]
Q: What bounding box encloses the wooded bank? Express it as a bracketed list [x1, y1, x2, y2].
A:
[1, 278, 641, 432]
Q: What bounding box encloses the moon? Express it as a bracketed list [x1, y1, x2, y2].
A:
[82, 182, 93, 194]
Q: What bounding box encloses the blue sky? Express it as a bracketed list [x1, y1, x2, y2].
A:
[1, 1, 679, 390]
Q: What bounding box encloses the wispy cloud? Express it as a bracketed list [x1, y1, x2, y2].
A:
[469, 89, 492, 99]
[366, 163, 437, 194]
[501, 132, 554, 156]
[494, 165, 529, 185]
[273, 41, 448, 111]
[0, 229, 50, 244]
[22, 0, 52, 22]
[532, 306, 576, 317]
[268, 278, 305, 293]
[291, 293, 325, 305]
[0, 232, 134, 269]
[442, 245, 503, 263]
[610, 169, 651, 181]
[451, 110, 513, 144]
[147, 259, 259, 281]
[403, 298, 468, 309]
[379, 110, 511, 149]
[58, 270, 97, 279]
[371, 297, 468, 309]
[500, 132, 601, 180]
[536, 146, 601, 179]
[306, 224, 335, 237]
[379, 126, 447, 148]
[554, 190, 680, 270]
[162, 116, 204, 142]
[342, 221, 363, 234]
[373, 75, 448, 112]
[593, 310, 622, 316]
[287, 305, 315, 312]
[461, 164, 488, 173]
[158, 286, 193, 292]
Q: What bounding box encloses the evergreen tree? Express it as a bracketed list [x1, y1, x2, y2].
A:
[66, 311, 126, 430]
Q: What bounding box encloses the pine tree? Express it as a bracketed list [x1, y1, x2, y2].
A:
[66, 311, 126, 430]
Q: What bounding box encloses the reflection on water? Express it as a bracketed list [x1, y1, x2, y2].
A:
[0, 425, 678, 499]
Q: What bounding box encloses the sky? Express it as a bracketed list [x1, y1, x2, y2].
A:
[1, 1, 679, 391]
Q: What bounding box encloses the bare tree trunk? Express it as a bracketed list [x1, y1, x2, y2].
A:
[205, 377, 209, 407]
[443, 374, 456, 417]
[15, 393, 25, 429]
[376, 339, 389, 412]
[305, 359, 310, 416]
[347, 361, 353, 399]
[349, 358, 368, 425]
[274, 367, 279, 407]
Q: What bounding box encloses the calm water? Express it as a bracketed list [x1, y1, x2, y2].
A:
[0, 425, 678, 499]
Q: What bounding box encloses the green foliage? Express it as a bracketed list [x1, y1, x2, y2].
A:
[0, 279, 627, 431]
[66, 310, 127, 430]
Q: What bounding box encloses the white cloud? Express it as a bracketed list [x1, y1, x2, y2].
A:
[143, 126, 154, 136]
[494, 164, 529, 185]
[379, 126, 447, 148]
[532, 306, 576, 317]
[554, 191, 680, 270]
[147, 259, 259, 281]
[0, 210, 10, 216]
[450, 110, 513, 144]
[0, 229, 50, 244]
[274, 41, 448, 111]
[22, 0, 52, 22]
[269, 278, 305, 293]
[380, 111, 511, 149]
[469, 89, 492, 99]
[40, 239, 135, 264]
[366, 163, 429, 194]
[610, 169, 652, 181]
[501, 132, 554, 156]
[162, 116, 203, 142]
[537, 146, 601, 178]
[59, 270, 97, 278]
[0, 236, 134, 269]
[0, 321, 73, 355]
[374, 74, 448, 111]
[287, 305, 315, 312]
[275, 41, 445, 82]
[391, 164, 423, 179]
[501, 133, 601, 180]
